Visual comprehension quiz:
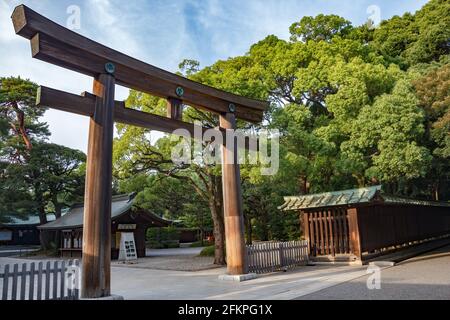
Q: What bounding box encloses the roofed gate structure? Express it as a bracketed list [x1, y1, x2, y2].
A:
[280, 186, 450, 263]
[39, 194, 171, 259]
[11, 5, 269, 298]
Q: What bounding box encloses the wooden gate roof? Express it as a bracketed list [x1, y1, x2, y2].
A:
[279, 185, 450, 211]
[12, 5, 269, 123]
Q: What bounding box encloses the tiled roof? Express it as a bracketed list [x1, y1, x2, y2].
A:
[4, 214, 56, 226]
[39, 193, 170, 230]
[279, 185, 450, 211]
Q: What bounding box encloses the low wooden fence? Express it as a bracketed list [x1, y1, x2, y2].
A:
[247, 240, 309, 274]
[0, 260, 80, 300]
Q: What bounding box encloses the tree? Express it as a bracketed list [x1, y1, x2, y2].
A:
[1, 142, 86, 224]
[178, 59, 200, 77]
[341, 79, 432, 194]
[0, 77, 86, 225]
[0, 77, 48, 157]
[112, 0, 449, 252]
[289, 14, 352, 42]
[413, 62, 450, 199]
[118, 174, 211, 232]
[372, 0, 450, 67]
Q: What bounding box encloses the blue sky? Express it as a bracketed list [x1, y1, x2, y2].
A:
[0, 0, 429, 152]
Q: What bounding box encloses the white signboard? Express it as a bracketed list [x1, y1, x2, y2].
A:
[118, 232, 138, 263]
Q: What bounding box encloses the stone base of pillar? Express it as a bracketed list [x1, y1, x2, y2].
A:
[80, 294, 124, 300]
[218, 273, 257, 282]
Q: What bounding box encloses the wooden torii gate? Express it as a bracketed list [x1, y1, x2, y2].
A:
[11, 5, 268, 298]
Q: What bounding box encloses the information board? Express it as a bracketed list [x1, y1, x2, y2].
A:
[118, 232, 138, 263]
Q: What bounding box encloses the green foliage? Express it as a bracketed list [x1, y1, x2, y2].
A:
[372, 0, 450, 66]
[199, 245, 216, 257]
[112, 0, 449, 247]
[289, 14, 353, 42]
[147, 226, 180, 248]
[342, 79, 432, 185]
[0, 77, 86, 223]
[190, 240, 213, 248]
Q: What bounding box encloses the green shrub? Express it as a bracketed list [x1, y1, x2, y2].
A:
[199, 245, 215, 257]
[146, 240, 165, 249]
[190, 240, 213, 247]
[147, 226, 180, 242]
[163, 240, 180, 248]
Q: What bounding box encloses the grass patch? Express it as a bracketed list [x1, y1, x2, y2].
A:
[190, 240, 213, 248]
[198, 245, 215, 257]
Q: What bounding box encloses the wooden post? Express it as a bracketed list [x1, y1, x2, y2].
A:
[81, 72, 115, 298]
[302, 211, 311, 255]
[220, 112, 248, 275]
[167, 97, 183, 120]
[347, 207, 362, 261]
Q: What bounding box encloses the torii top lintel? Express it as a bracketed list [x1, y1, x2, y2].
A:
[11, 5, 268, 123]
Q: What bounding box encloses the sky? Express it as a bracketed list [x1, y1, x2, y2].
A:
[0, 0, 429, 153]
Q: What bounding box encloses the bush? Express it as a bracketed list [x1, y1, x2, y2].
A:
[190, 240, 213, 247]
[146, 240, 165, 249]
[147, 226, 181, 248]
[163, 240, 180, 248]
[147, 226, 180, 242]
[199, 245, 215, 257]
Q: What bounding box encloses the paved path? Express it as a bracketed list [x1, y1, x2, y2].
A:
[111, 264, 369, 300]
[0, 245, 40, 257]
[3, 246, 449, 300]
[297, 245, 450, 300]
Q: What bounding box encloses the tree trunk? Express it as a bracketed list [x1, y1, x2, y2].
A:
[209, 200, 226, 265]
[244, 213, 252, 245]
[15, 107, 32, 151]
[54, 202, 63, 219]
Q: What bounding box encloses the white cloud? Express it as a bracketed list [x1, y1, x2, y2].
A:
[0, 0, 430, 153]
[85, 0, 140, 59]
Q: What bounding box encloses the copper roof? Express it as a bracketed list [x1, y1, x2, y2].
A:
[279, 186, 450, 211]
[38, 193, 171, 230]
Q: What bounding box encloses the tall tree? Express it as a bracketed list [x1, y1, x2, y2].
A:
[0, 77, 48, 158]
[289, 14, 353, 42]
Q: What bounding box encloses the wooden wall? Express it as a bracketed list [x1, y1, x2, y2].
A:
[357, 204, 450, 253]
[302, 203, 450, 261]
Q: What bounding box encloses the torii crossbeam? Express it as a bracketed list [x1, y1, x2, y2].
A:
[12, 5, 269, 298]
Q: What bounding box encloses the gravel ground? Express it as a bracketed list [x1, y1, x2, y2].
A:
[112, 255, 219, 271]
[116, 247, 219, 271]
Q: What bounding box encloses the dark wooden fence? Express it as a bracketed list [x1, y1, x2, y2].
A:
[0, 260, 80, 300]
[303, 208, 350, 256]
[247, 240, 309, 274]
[357, 204, 450, 255]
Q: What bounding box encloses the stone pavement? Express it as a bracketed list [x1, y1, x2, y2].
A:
[110, 264, 369, 300]
[2, 246, 449, 300]
[298, 245, 450, 300]
[0, 245, 40, 257]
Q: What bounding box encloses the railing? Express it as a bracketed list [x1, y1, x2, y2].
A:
[0, 260, 80, 300]
[247, 240, 309, 274]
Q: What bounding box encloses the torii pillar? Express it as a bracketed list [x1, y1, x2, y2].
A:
[11, 4, 267, 295]
[219, 111, 253, 280]
[82, 68, 116, 298]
